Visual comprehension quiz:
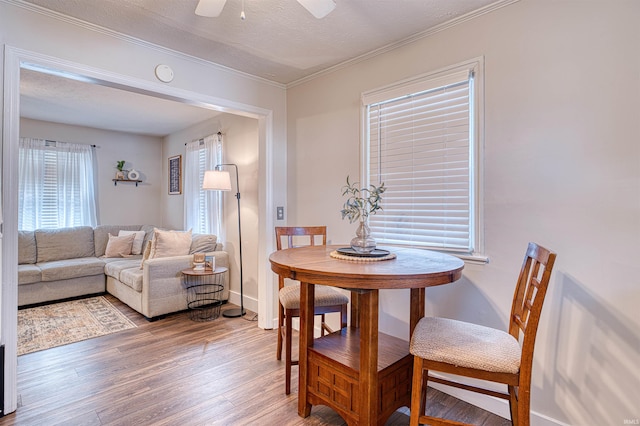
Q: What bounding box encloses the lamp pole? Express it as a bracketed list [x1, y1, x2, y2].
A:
[217, 163, 245, 318]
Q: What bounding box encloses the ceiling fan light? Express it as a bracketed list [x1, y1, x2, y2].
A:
[195, 0, 227, 17]
[297, 0, 336, 19]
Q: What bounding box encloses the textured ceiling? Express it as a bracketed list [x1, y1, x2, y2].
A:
[21, 0, 501, 84]
[17, 0, 506, 136]
[20, 69, 222, 137]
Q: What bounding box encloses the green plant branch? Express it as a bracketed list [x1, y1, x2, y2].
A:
[340, 175, 386, 224]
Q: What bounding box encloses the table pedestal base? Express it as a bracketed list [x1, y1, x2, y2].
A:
[305, 327, 412, 425]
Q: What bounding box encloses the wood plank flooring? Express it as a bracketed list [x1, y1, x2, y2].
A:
[1, 295, 511, 425]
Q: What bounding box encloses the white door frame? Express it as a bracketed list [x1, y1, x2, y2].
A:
[2, 46, 277, 414]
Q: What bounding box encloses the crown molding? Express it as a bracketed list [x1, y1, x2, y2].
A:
[3, 0, 518, 89]
[287, 0, 520, 88]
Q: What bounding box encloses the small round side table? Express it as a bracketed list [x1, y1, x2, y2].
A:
[181, 266, 228, 321]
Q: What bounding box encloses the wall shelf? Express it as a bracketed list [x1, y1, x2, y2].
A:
[112, 179, 142, 187]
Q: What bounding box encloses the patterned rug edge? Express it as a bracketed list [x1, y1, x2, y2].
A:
[18, 296, 138, 356]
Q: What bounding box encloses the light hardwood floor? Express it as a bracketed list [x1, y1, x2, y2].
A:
[1, 295, 511, 425]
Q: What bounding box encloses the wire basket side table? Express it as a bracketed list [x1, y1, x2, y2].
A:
[181, 266, 228, 321]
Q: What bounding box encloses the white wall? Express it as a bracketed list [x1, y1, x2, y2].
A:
[163, 114, 260, 311]
[20, 118, 164, 226]
[286, 0, 640, 424]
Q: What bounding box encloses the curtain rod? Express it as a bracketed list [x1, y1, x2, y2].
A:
[184, 131, 223, 146]
[44, 139, 96, 147]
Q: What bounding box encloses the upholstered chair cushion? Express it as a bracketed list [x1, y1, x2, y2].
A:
[279, 283, 349, 310]
[410, 317, 521, 374]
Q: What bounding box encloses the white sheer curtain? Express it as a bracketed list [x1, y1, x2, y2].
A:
[19, 138, 98, 230]
[184, 133, 223, 235]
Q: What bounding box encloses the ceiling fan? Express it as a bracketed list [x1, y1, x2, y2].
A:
[195, 0, 336, 19]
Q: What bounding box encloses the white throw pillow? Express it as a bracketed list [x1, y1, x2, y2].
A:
[118, 230, 146, 255]
[149, 228, 192, 259]
[104, 233, 135, 258]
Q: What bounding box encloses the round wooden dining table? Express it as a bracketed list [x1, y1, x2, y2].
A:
[269, 244, 464, 425]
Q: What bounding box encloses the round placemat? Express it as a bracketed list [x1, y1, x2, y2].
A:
[330, 250, 397, 262]
[336, 247, 391, 257]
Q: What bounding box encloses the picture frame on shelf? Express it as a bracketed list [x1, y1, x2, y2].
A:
[168, 155, 182, 195]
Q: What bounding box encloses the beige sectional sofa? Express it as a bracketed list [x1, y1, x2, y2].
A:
[18, 224, 229, 320]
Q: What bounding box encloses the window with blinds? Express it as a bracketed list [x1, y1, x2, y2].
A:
[18, 138, 97, 231]
[362, 61, 482, 255]
[184, 134, 223, 235]
[196, 148, 209, 232]
[40, 150, 63, 229]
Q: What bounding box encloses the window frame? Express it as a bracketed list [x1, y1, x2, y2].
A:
[360, 57, 486, 262]
[18, 138, 98, 231]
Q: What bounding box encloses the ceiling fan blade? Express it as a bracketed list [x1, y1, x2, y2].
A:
[296, 0, 336, 19]
[195, 0, 227, 17]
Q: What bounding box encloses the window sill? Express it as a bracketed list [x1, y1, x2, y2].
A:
[455, 253, 489, 265]
[379, 244, 489, 265]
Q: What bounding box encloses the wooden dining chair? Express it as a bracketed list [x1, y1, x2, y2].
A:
[275, 226, 349, 395]
[409, 242, 557, 426]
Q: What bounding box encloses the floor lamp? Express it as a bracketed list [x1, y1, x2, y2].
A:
[202, 164, 246, 318]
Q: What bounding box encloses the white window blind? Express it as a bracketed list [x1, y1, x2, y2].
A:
[18, 138, 97, 231]
[363, 64, 478, 253]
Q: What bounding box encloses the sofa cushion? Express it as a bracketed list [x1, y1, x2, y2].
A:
[94, 225, 142, 257]
[105, 259, 141, 279]
[103, 256, 142, 265]
[18, 231, 37, 264]
[18, 264, 41, 285]
[104, 233, 135, 258]
[149, 229, 192, 259]
[35, 226, 95, 263]
[118, 230, 146, 254]
[119, 267, 144, 292]
[190, 234, 217, 254]
[38, 257, 106, 282]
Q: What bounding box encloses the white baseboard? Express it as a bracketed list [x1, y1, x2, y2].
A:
[226, 291, 258, 314]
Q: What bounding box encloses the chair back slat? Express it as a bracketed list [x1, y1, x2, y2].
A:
[524, 299, 534, 312]
[513, 314, 527, 332]
[275, 227, 327, 290]
[275, 226, 327, 250]
[509, 243, 557, 346]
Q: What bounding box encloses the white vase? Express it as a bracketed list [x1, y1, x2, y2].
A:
[350, 220, 376, 254]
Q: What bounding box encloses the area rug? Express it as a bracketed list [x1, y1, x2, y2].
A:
[18, 296, 137, 356]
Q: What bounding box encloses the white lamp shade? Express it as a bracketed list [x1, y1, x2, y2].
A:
[203, 170, 232, 191]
